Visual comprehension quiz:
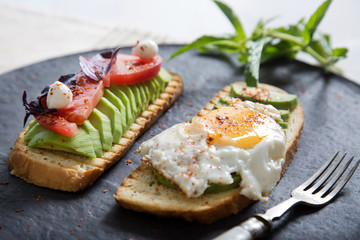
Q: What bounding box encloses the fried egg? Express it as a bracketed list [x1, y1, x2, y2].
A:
[140, 99, 286, 202]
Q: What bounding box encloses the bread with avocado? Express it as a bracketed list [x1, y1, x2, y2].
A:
[8, 72, 183, 192]
[114, 82, 304, 224]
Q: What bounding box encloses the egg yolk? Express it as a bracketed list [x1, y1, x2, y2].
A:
[193, 107, 267, 149]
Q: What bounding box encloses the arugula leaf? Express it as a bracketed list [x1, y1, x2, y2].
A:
[214, 0, 246, 40]
[302, 0, 332, 43]
[245, 37, 272, 87]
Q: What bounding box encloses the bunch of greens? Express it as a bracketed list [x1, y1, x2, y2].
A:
[170, 0, 347, 87]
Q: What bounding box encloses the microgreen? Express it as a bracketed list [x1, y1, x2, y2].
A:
[170, 0, 347, 87]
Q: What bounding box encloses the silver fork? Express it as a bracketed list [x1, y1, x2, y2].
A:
[213, 151, 360, 240]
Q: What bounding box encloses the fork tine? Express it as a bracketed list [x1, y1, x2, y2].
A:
[322, 159, 360, 200]
[308, 153, 347, 193]
[298, 151, 340, 191]
[317, 156, 354, 197]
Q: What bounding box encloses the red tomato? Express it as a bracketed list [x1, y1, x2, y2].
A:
[57, 72, 104, 124]
[35, 114, 80, 137]
[35, 72, 104, 137]
[108, 55, 162, 85]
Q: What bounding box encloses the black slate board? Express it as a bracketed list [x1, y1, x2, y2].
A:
[0, 45, 359, 240]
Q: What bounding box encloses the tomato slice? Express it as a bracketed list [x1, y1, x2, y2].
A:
[34, 72, 103, 137]
[35, 114, 79, 137]
[57, 72, 104, 124]
[108, 55, 162, 85]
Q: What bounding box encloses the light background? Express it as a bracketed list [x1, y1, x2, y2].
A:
[1, 0, 359, 82]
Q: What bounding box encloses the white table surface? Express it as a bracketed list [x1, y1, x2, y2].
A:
[1, 0, 359, 83]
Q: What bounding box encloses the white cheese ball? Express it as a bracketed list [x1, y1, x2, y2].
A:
[133, 40, 159, 59]
[46, 81, 73, 109]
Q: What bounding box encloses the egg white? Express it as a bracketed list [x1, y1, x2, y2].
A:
[140, 101, 286, 202]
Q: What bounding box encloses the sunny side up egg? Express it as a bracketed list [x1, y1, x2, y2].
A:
[140, 99, 286, 202]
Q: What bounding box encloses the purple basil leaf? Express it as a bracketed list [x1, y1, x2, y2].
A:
[79, 55, 107, 81]
[22, 90, 57, 127]
[104, 47, 121, 75]
[79, 47, 121, 81]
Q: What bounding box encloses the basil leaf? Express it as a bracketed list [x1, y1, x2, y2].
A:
[245, 37, 271, 87]
[308, 32, 332, 58]
[169, 35, 233, 59]
[332, 48, 348, 58]
[302, 0, 332, 43]
[214, 0, 246, 40]
[198, 40, 243, 54]
[261, 40, 298, 63]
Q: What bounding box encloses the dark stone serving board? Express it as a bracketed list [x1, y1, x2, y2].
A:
[0, 45, 359, 240]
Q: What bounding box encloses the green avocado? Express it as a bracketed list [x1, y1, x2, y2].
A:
[81, 120, 102, 157]
[103, 89, 128, 137]
[88, 108, 113, 151]
[24, 121, 43, 141]
[156, 68, 172, 91]
[128, 84, 142, 115]
[140, 81, 151, 107]
[279, 109, 290, 122]
[151, 78, 161, 99]
[278, 121, 289, 129]
[136, 83, 146, 112]
[28, 126, 96, 158]
[145, 79, 157, 103]
[231, 83, 298, 110]
[153, 170, 242, 194]
[96, 97, 122, 144]
[109, 85, 135, 125]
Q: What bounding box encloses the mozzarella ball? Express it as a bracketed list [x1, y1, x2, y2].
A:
[133, 40, 159, 59]
[46, 81, 73, 109]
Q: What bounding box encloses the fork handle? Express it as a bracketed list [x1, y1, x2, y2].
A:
[213, 216, 270, 240]
[213, 197, 300, 240]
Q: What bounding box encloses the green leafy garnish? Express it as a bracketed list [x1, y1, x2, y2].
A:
[170, 0, 347, 87]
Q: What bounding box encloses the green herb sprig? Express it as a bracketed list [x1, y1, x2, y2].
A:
[170, 0, 347, 87]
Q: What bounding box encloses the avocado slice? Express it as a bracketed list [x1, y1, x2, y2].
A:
[103, 89, 127, 136]
[204, 174, 242, 194]
[95, 97, 122, 144]
[151, 78, 161, 99]
[145, 79, 157, 103]
[112, 84, 137, 119]
[24, 121, 43, 141]
[136, 83, 147, 112]
[128, 84, 142, 115]
[28, 126, 96, 158]
[88, 108, 113, 151]
[279, 109, 290, 122]
[26, 119, 38, 133]
[140, 81, 151, 106]
[109, 86, 134, 126]
[278, 121, 289, 129]
[231, 83, 298, 110]
[153, 170, 242, 194]
[155, 68, 172, 91]
[81, 120, 102, 157]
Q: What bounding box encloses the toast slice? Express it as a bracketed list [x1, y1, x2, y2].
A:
[8, 73, 183, 192]
[114, 82, 304, 224]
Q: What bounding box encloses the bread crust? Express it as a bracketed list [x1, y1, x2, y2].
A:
[8, 73, 183, 192]
[114, 82, 304, 224]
